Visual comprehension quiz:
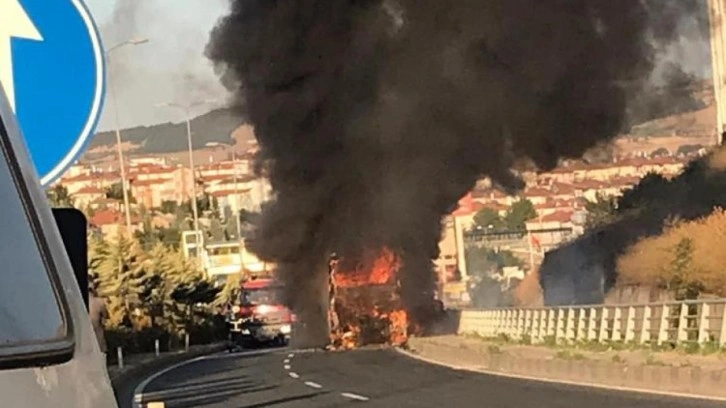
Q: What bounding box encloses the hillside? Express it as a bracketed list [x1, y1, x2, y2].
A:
[91, 108, 245, 154]
[90, 80, 714, 157]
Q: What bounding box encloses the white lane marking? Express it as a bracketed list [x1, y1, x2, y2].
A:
[287, 353, 294, 358]
[289, 372, 300, 378]
[284, 364, 291, 370]
[395, 348, 726, 403]
[132, 348, 282, 408]
[283, 359, 290, 364]
[341, 392, 369, 401]
[304, 381, 323, 389]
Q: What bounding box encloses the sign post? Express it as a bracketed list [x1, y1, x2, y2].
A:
[0, 0, 105, 185]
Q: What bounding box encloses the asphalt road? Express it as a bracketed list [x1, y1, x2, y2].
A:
[135, 348, 724, 408]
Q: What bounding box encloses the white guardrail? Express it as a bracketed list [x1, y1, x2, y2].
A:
[459, 299, 726, 346]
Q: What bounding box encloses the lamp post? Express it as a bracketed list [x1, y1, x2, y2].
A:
[156, 100, 216, 242]
[106, 38, 149, 234]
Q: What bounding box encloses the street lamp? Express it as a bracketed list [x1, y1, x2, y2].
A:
[105, 37, 149, 235]
[156, 100, 217, 241]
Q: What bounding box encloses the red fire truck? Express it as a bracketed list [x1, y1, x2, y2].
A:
[227, 277, 294, 348]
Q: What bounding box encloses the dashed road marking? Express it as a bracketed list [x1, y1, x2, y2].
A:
[341, 392, 369, 401]
[284, 364, 291, 370]
[283, 359, 290, 364]
[287, 353, 294, 358]
[304, 381, 322, 389]
[289, 372, 300, 379]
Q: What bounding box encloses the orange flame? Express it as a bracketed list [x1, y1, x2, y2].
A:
[329, 248, 409, 349]
[388, 310, 408, 346]
[334, 248, 401, 288]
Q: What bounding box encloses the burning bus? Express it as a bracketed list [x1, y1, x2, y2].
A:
[327, 248, 410, 350]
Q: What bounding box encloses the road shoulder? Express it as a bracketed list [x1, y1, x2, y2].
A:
[112, 344, 226, 408]
[402, 335, 726, 401]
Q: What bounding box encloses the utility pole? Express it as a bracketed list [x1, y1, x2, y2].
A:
[184, 109, 200, 236]
[709, 0, 726, 145]
[106, 38, 149, 234]
[156, 100, 216, 242]
[232, 140, 242, 240]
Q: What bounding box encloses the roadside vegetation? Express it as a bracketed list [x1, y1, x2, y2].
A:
[462, 332, 726, 357]
[88, 233, 236, 358]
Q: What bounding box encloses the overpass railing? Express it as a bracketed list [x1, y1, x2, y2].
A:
[458, 299, 726, 346]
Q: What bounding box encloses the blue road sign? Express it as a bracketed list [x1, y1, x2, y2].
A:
[0, 0, 105, 186]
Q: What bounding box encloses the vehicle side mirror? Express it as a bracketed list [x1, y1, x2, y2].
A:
[52, 208, 88, 311]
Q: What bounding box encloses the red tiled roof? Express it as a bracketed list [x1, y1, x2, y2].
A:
[199, 162, 235, 171]
[210, 188, 252, 197]
[540, 210, 573, 223]
[203, 174, 257, 185]
[550, 182, 575, 195]
[573, 180, 604, 190]
[90, 210, 141, 226]
[131, 178, 170, 188]
[62, 173, 96, 183]
[525, 187, 552, 197]
[474, 201, 508, 212]
[74, 186, 105, 195]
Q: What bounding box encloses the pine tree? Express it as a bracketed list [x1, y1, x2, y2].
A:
[96, 233, 146, 328]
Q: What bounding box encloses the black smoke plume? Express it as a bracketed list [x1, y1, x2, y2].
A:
[207, 0, 701, 346]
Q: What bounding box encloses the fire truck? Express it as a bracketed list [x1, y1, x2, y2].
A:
[227, 276, 294, 348]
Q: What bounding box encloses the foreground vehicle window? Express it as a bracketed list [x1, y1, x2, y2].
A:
[0, 112, 68, 354]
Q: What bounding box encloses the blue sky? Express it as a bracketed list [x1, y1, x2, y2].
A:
[85, 0, 230, 130]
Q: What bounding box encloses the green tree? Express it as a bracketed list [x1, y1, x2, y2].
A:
[663, 237, 704, 300]
[466, 246, 523, 278]
[160, 200, 178, 214]
[473, 208, 505, 230]
[106, 182, 135, 203]
[46, 184, 74, 208]
[95, 234, 146, 328]
[88, 234, 110, 285]
[585, 194, 618, 230]
[505, 199, 537, 230]
[618, 172, 669, 213]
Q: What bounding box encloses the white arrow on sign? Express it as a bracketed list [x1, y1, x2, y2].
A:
[0, 0, 43, 113]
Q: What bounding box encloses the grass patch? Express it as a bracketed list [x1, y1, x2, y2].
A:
[645, 354, 667, 366]
[611, 354, 625, 363]
[555, 350, 587, 361]
[487, 345, 502, 354]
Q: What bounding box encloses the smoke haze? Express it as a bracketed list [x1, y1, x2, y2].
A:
[207, 0, 705, 345]
[90, 0, 229, 130]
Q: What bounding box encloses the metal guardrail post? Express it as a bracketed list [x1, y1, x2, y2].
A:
[624, 306, 636, 342]
[639, 305, 651, 344]
[598, 308, 609, 342]
[698, 303, 710, 344]
[719, 303, 726, 346]
[459, 299, 726, 347]
[587, 308, 597, 341]
[612, 307, 623, 341]
[657, 304, 669, 345]
[677, 303, 689, 343]
[117, 347, 123, 370]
